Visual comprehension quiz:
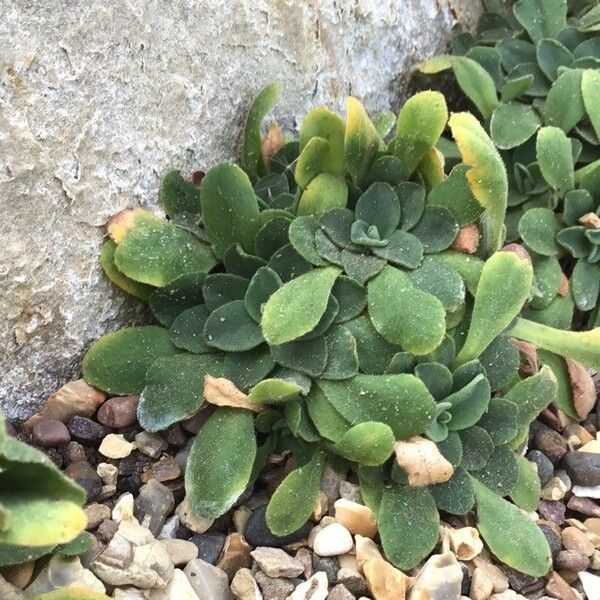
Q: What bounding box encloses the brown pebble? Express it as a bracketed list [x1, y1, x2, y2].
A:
[561, 527, 595, 557]
[31, 419, 71, 447]
[96, 519, 118, 543]
[555, 549, 590, 573]
[141, 456, 182, 483]
[567, 496, 600, 518]
[84, 503, 111, 530]
[545, 570, 579, 600]
[533, 426, 567, 464]
[538, 500, 566, 525]
[65, 460, 102, 501]
[96, 395, 139, 428]
[164, 423, 187, 447]
[65, 441, 88, 464]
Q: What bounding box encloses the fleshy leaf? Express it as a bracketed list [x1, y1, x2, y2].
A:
[299, 108, 346, 174]
[345, 97, 380, 185]
[513, 0, 567, 42]
[543, 69, 585, 132]
[149, 272, 206, 326]
[536, 127, 575, 193]
[159, 170, 202, 217]
[582, 69, 600, 141]
[296, 173, 348, 217]
[518, 208, 560, 256]
[510, 455, 542, 512]
[490, 103, 540, 150]
[505, 365, 557, 427]
[332, 422, 395, 466]
[186, 408, 256, 519]
[204, 300, 264, 352]
[247, 379, 302, 405]
[100, 240, 153, 300]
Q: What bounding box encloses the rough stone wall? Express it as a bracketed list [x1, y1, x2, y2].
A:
[0, 0, 481, 420]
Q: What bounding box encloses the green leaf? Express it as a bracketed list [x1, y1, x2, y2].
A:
[358, 466, 385, 514]
[455, 250, 533, 366]
[244, 267, 283, 323]
[536, 126, 575, 193]
[394, 91, 448, 177]
[343, 316, 400, 374]
[518, 208, 561, 256]
[254, 217, 292, 261]
[204, 300, 264, 351]
[538, 350, 577, 418]
[510, 455, 542, 512]
[490, 103, 540, 150]
[544, 69, 585, 132]
[536, 39, 574, 81]
[99, 240, 153, 300]
[332, 276, 367, 322]
[472, 477, 552, 576]
[582, 69, 600, 142]
[223, 244, 267, 279]
[345, 97, 380, 185]
[200, 163, 261, 259]
[295, 136, 330, 189]
[431, 467, 475, 515]
[318, 374, 436, 439]
[332, 422, 395, 466]
[408, 256, 465, 312]
[159, 170, 202, 217]
[531, 255, 562, 309]
[368, 266, 446, 355]
[138, 353, 226, 431]
[446, 374, 491, 431]
[299, 108, 346, 174]
[288, 216, 327, 266]
[114, 222, 216, 287]
[261, 266, 340, 344]
[83, 326, 180, 395]
[297, 173, 348, 217]
[247, 378, 302, 405]
[397, 182, 426, 231]
[378, 483, 440, 570]
[572, 259, 599, 311]
[271, 336, 328, 377]
[452, 57, 499, 119]
[305, 386, 349, 442]
[372, 110, 396, 138]
[355, 182, 401, 239]
[505, 365, 557, 427]
[460, 426, 494, 471]
[500, 75, 534, 102]
[243, 83, 279, 176]
[414, 362, 453, 401]
[225, 345, 275, 390]
[268, 244, 313, 282]
[514, 0, 567, 42]
[371, 230, 424, 269]
[321, 326, 359, 380]
[479, 335, 520, 391]
[186, 408, 256, 519]
[448, 112, 508, 254]
[478, 398, 519, 445]
[473, 445, 519, 495]
[266, 451, 325, 536]
[170, 305, 213, 353]
[411, 206, 459, 254]
[149, 272, 206, 326]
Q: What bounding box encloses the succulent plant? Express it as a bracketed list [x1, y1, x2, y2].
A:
[0, 410, 88, 567]
[82, 84, 600, 576]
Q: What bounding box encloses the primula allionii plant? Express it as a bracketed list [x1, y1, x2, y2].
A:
[419, 0, 600, 322]
[0, 410, 88, 568]
[82, 84, 600, 576]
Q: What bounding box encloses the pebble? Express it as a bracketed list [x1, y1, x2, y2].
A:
[541, 476, 569, 501]
[312, 555, 339, 585]
[320, 464, 343, 505]
[141, 456, 181, 483]
[230, 568, 262, 600]
[245, 505, 312, 548]
[97, 519, 119, 543]
[65, 460, 102, 501]
[289, 572, 328, 600]
[31, 419, 71, 447]
[184, 559, 233, 600]
[537, 500, 566, 525]
[545, 571, 579, 600]
[217, 533, 253, 580]
[533, 426, 567, 464]
[338, 566, 367, 596]
[99, 433, 135, 459]
[68, 415, 110, 445]
[555, 549, 590, 572]
[502, 566, 537, 592]
[85, 503, 112, 530]
[159, 539, 199, 566]
[136, 431, 169, 458]
[250, 547, 304, 578]
[579, 571, 600, 600]
[97, 395, 139, 428]
[254, 570, 294, 599]
[65, 440, 88, 463]
[164, 423, 187, 447]
[567, 495, 600, 517]
[363, 557, 410, 600]
[561, 526, 595, 556]
[539, 523, 562, 559]
[133, 479, 175, 536]
[149, 568, 200, 600]
[176, 498, 214, 534]
[328, 584, 355, 600]
[1, 561, 35, 589]
[97, 462, 119, 486]
[564, 452, 600, 486]
[572, 484, 600, 498]
[411, 552, 463, 600]
[526, 450, 554, 485]
[339, 481, 363, 504]
[334, 499, 377, 538]
[444, 527, 483, 561]
[564, 424, 594, 450]
[190, 533, 227, 565]
[471, 567, 495, 600]
[313, 523, 353, 557]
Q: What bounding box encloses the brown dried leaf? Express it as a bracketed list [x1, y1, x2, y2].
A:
[500, 243, 532, 265]
[512, 339, 539, 378]
[451, 223, 480, 254]
[260, 121, 285, 169]
[566, 359, 595, 419]
[558, 272, 569, 297]
[203, 375, 262, 413]
[394, 436, 454, 487]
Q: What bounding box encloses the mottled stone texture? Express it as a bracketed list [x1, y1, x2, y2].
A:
[0, 0, 481, 419]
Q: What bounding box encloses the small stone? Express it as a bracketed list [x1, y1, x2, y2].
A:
[554, 549, 590, 572]
[65, 440, 87, 463]
[539, 523, 562, 559]
[471, 567, 494, 600]
[311, 490, 329, 522]
[160, 539, 199, 566]
[580, 439, 600, 454]
[567, 496, 600, 517]
[97, 519, 119, 543]
[526, 450, 554, 486]
[99, 433, 135, 459]
[136, 431, 169, 458]
[541, 476, 569, 501]
[545, 571, 579, 600]
[85, 503, 111, 530]
[320, 464, 343, 505]
[231, 568, 262, 600]
[501, 566, 537, 593]
[294, 547, 312, 579]
[289, 572, 328, 600]
[113, 493, 135, 523]
[255, 570, 294, 600]
[533, 426, 567, 464]
[1, 561, 35, 589]
[313, 523, 353, 557]
[190, 533, 226, 565]
[65, 460, 102, 501]
[444, 527, 483, 561]
[245, 505, 311, 548]
[98, 484, 117, 501]
[184, 558, 233, 599]
[250, 547, 304, 578]
[233, 506, 252, 535]
[68, 415, 110, 445]
[149, 568, 200, 600]
[572, 484, 600, 498]
[564, 452, 600, 486]
[561, 527, 595, 557]
[164, 423, 188, 447]
[579, 571, 600, 600]
[97, 395, 139, 428]
[181, 409, 212, 435]
[471, 558, 509, 594]
[339, 481, 363, 504]
[355, 534, 383, 573]
[564, 424, 594, 451]
[363, 557, 409, 600]
[217, 533, 253, 580]
[177, 498, 214, 534]
[141, 456, 181, 483]
[328, 584, 355, 600]
[411, 552, 463, 600]
[334, 499, 377, 538]
[134, 479, 175, 536]
[337, 567, 367, 596]
[32, 419, 70, 447]
[97, 462, 119, 486]
[537, 500, 566, 525]
[312, 555, 339, 586]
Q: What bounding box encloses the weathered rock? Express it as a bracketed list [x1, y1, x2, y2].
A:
[97, 462, 119, 486]
[363, 557, 410, 600]
[68, 415, 109, 445]
[149, 568, 200, 600]
[177, 497, 214, 534]
[289, 572, 328, 600]
[411, 552, 463, 600]
[141, 456, 181, 483]
[254, 571, 294, 600]
[97, 396, 139, 429]
[327, 583, 355, 600]
[217, 533, 253, 580]
[564, 452, 600, 486]
[85, 503, 112, 530]
[1, 0, 482, 420]
[250, 547, 304, 578]
[231, 568, 262, 600]
[134, 479, 176, 536]
[136, 431, 169, 458]
[334, 499, 377, 538]
[184, 559, 233, 600]
[31, 419, 71, 447]
[159, 539, 199, 566]
[189, 533, 227, 565]
[99, 433, 135, 459]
